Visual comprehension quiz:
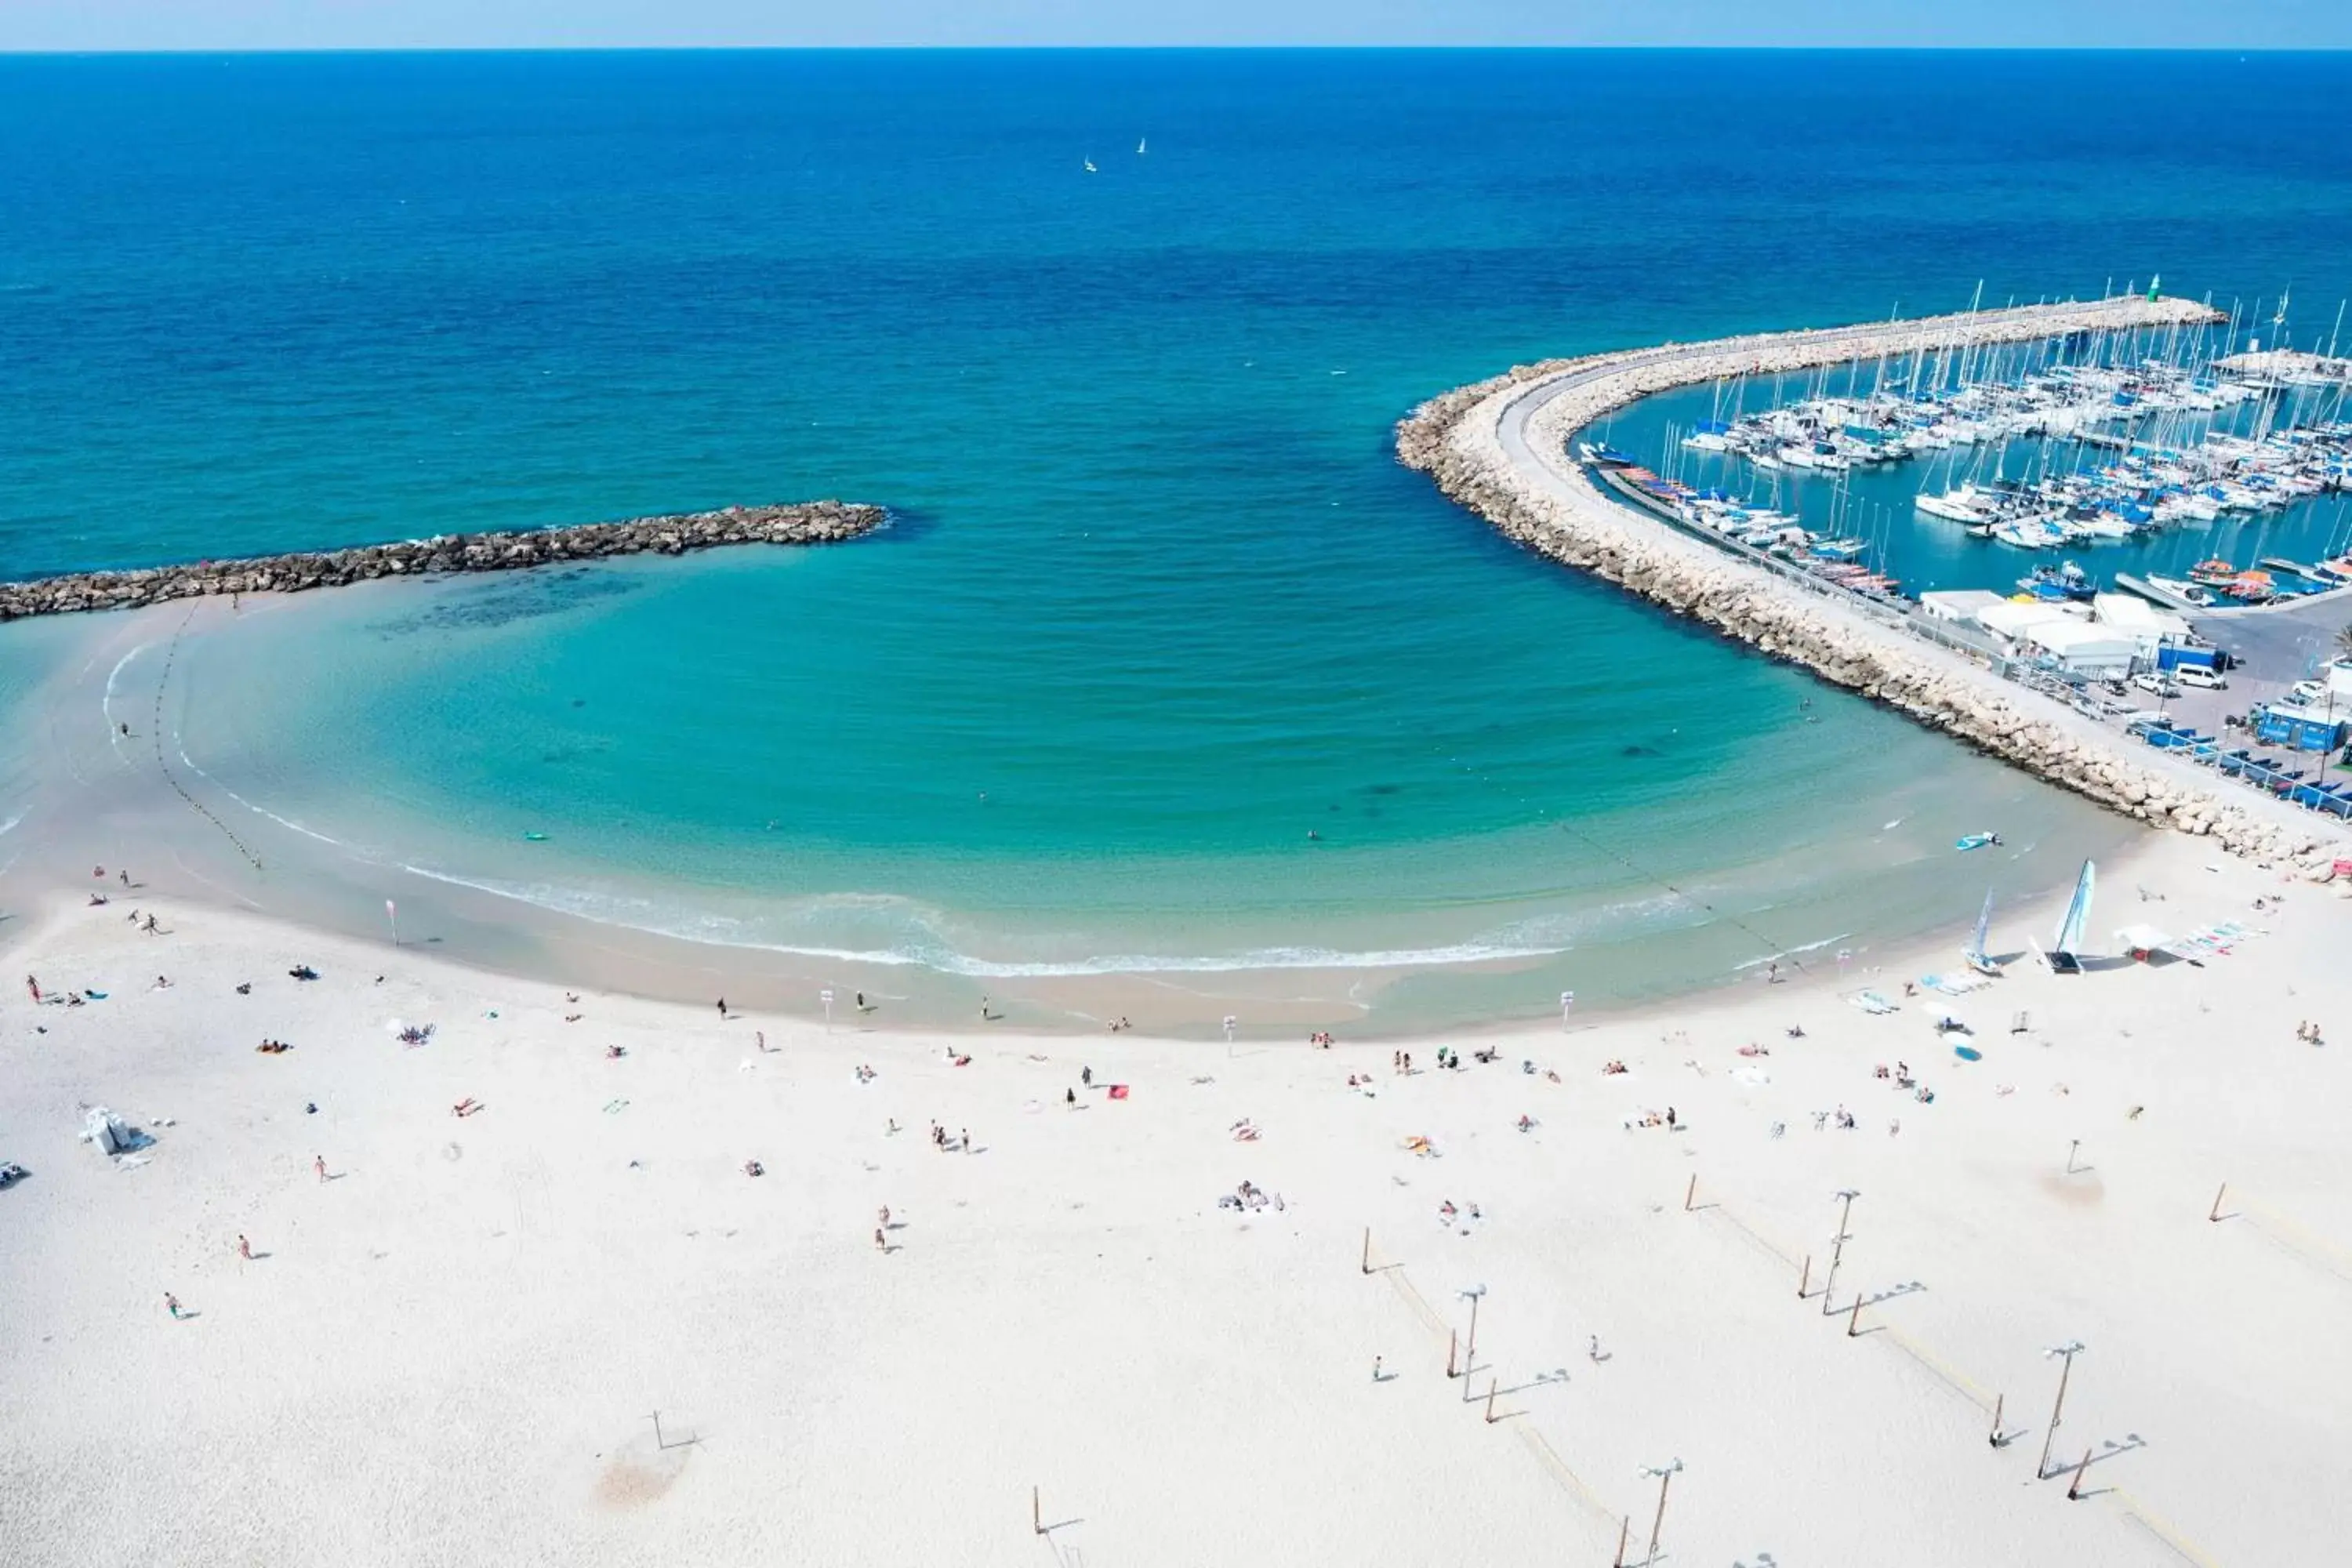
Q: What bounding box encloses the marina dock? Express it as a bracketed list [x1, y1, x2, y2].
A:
[1399, 295, 2351, 869]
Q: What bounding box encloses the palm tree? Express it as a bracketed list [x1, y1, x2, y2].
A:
[2336, 621, 2352, 662]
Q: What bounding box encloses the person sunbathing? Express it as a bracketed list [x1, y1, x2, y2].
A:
[742, 1160, 764, 1177]
[451, 1098, 481, 1117]
[605, 1044, 626, 1058]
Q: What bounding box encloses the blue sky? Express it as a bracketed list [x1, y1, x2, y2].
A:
[3, 1, 2347, 51]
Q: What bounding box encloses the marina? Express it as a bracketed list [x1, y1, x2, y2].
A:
[1401, 291, 2352, 869]
[1601, 300, 2352, 611]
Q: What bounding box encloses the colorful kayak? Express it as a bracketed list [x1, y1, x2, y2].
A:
[1955, 833, 1998, 851]
[1954, 1044, 1983, 1062]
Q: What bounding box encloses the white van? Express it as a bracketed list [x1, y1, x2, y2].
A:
[2176, 665, 2227, 691]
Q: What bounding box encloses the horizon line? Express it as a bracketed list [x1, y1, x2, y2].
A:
[4, 43, 2350, 57]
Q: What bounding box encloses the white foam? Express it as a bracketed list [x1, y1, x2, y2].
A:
[101, 643, 151, 763]
[393, 862, 1577, 978]
[1731, 931, 1853, 971]
[175, 749, 350, 848]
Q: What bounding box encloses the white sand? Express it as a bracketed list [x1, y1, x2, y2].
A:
[3, 833, 2347, 1566]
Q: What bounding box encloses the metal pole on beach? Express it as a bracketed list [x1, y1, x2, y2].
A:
[1821, 1189, 1859, 1316]
[385, 898, 397, 949]
[1560, 990, 1574, 1031]
[2037, 1341, 2085, 1479]
[1459, 1287, 1483, 1393]
[1639, 1459, 1682, 1566]
[821, 988, 833, 1033]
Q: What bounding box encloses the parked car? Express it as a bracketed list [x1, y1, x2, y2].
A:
[2177, 666, 2228, 691]
[2131, 671, 2180, 697]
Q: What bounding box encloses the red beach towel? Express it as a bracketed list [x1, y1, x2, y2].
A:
[1107, 1084, 1130, 1100]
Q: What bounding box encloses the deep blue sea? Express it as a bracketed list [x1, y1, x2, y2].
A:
[4, 51, 2350, 1025]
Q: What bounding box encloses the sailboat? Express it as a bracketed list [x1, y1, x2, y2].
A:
[1083, 158, 1098, 173]
[2046, 858, 2096, 975]
[1137, 137, 1147, 155]
[1962, 889, 2001, 975]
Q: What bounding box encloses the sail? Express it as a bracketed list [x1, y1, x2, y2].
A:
[1965, 889, 1994, 967]
[2053, 859, 2096, 956]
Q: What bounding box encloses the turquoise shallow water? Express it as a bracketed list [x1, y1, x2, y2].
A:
[4, 51, 2349, 1021]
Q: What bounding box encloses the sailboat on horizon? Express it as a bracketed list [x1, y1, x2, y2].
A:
[1137, 136, 1147, 155]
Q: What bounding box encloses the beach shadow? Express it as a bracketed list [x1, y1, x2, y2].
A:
[247, 1250, 274, 1261]
[1037, 1515, 1085, 1535]
[1860, 1281, 1927, 1308]
[1494, 1370, 1572, 1396]
[2074, 1435, 2147, 1474]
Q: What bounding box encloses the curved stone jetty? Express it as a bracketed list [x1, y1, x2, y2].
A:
[0, 500, 884, 622]
[1399, 296, 2352, 873]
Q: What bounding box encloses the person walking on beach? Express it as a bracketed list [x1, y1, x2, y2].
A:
[1370, 1355, 1384, 1382]
[314, 1154, 328, 1184]
[715, 997, 726, 1018]
[24, 975, 38, 1003]
[236, 1234, 252, 1261]
[164, 1292, 186, 1320]
[874, 1227, 887, 1252]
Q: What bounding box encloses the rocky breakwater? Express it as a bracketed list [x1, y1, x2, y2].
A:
[1400, 296, 2352, 877]
[0, 501, 886, 622]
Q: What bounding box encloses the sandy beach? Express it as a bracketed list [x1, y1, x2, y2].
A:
[4, 828, 2346, 1566]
